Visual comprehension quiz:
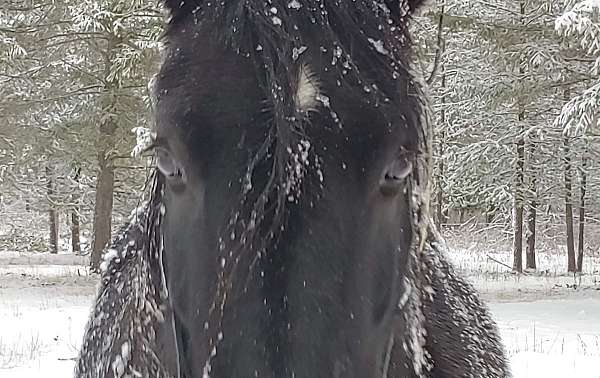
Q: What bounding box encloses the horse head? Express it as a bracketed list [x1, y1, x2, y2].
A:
[154, 1, 429, 377]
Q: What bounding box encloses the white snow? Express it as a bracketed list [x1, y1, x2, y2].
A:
[99, 248, 119, 273]
[0, 262, 95, 377]
[315, 93, 330, 108]
[271, 16, 282, 26]
[491, 298, 600, 378]
[130, 126, 155, 158]
[287, 0, 301, 10]
[445, 247, 600, 377]
[367, 38, 390, 56]
[292, 45, 307, 61]
[0, 251, 599, 377]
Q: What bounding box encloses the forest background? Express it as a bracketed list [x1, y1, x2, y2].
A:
[1, 0, 599, 274]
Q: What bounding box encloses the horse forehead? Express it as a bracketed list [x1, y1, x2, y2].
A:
[158, 34, 258, 98]
[156, 42, 322, 140]
[155, 38, 263, 137]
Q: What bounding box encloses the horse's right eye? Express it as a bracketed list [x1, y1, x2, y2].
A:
[156, 148, 186, 186]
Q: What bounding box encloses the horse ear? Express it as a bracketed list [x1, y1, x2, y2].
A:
[163, 0, 202, 20]
[410, 0, 427, 11]
[385, 0, 427, 19]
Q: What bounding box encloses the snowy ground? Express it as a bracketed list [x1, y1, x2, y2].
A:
[448, 245, 600, 378]
[0, 253, 95, 377]
[491, 298, 600, 378]
[0, 251, 599, 377]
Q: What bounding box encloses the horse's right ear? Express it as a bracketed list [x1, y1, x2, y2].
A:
[163, 0, 202, 21]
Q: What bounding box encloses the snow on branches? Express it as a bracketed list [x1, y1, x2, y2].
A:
[555, 1, 600, 135]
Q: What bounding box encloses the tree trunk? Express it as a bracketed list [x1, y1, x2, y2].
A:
[513, 1, 526, 274]
[90, 135, 116, 270]
[72, 210, 81, 254]
[435, 68, 448, 228]
[577, 146, 587, 272]
[435, 169, 444, 227]
[513, 132, 525, 273]
[71, 167, 81, 254]
[90, 36, 119, 271]
[564, 136, 576, 272]
[525, 176, 537, 270]
[526, 140, 537, 270]
[46, 166, 59, 254]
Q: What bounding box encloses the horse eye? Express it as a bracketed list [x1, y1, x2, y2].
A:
[379, 155, 412, 196]
[156, 148, 186, 185]
[385, 156, 412, 181]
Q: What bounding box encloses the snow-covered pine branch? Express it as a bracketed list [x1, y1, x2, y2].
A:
[553, 81, 600, 135]
[555, 0, 600, 135]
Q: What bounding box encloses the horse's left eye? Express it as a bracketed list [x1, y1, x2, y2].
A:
[379, 155, 412, 196]
[156, 148, 186, 185]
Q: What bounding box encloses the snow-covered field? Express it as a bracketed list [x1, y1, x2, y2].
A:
[0, 253, 95, 378]
[491, 298, 600, 378]
[0, 250, 599, 378]
[449, 245, 600, 378]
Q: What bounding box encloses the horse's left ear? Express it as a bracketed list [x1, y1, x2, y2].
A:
[407, 0, 427, 12]
[385, 0, 427, 18]
[163, 0, 202, 20]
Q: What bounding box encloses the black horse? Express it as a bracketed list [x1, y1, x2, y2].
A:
[76, 0, 510, 377]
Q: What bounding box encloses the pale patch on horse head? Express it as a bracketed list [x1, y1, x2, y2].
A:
[294, 64, 321, 112]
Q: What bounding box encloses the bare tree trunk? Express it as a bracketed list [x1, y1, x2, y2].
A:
[513, 131, 525, 273]
[72, 210, 81, 254]
[435, 68, 448, 228]
[577, 146, 587, 272]
[46, 166, 59, 254]
[90, 36, 119, 271]
[71, 167, 81, 254]
[513, 1, 526, 274]
[90, 134, 116, 270]
[435, 169, 444, 227]
[525, 175, 537, 270]
[564, 136, 576, 272]
[526, 140, 537, 270]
